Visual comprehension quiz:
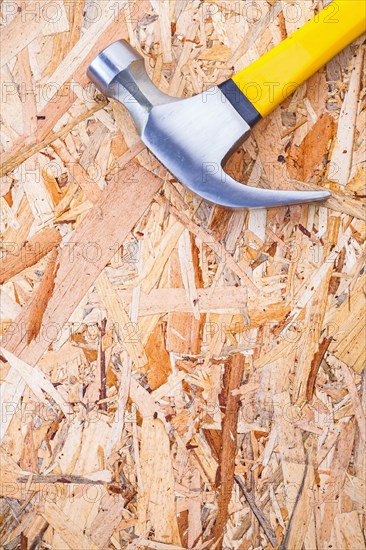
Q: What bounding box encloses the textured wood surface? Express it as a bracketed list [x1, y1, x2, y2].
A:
[0, 1, 365, 549]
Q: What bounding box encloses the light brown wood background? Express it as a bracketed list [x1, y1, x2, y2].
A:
[0, 1, 365, 548]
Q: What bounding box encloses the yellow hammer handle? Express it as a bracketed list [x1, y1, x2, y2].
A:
[232, 0, 366, 117]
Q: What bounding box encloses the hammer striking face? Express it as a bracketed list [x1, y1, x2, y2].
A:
[87, 1, 365, 208]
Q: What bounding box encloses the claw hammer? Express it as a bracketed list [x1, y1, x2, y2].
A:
[87, 0, 365, 208]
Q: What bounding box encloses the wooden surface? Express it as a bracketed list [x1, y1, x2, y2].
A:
[0, 1, 365, 549]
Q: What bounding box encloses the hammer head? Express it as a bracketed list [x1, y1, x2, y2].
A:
[87, 40, 330, 208]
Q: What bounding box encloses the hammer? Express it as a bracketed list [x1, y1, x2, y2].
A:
[87, 0, 365, 208]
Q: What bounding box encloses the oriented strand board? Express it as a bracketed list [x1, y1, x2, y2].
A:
[0, 1, 365, 549]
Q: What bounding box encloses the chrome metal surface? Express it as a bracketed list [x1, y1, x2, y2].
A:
[87, 40, 331, 208]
